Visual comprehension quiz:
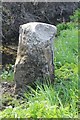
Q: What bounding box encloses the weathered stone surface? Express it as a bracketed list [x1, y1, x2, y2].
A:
[2, 2, 78, 45]
[14, 22, 57, 92]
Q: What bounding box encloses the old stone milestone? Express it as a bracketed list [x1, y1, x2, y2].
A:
[14, 22, 57, 92]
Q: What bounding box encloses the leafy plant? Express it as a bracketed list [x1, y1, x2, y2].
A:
[0, 64, 14, 82]
[56, 9, 79, 36]
[70, 8, 80, 23]
[55, 63, 78, 81]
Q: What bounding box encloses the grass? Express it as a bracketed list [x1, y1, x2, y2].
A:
[54, 28, 78, 65]
[0, 77, 78, 118]
[0, 10, 79, 118]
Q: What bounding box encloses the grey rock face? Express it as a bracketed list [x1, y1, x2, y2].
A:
[2, 2, 78, 45]
[14, 22, 57, 92]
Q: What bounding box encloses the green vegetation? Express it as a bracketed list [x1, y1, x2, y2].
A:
[0, 9, 78, 118]
[0, 79, 78, 118]
[0, 64, 14, 82]
[54, 28, 78, 65]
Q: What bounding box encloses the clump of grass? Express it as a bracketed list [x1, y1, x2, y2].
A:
[0, 78, 78, 118]
[24, 78, 78, 118]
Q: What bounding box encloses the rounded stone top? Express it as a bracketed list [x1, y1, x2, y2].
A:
[20, 22, 57, 41]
